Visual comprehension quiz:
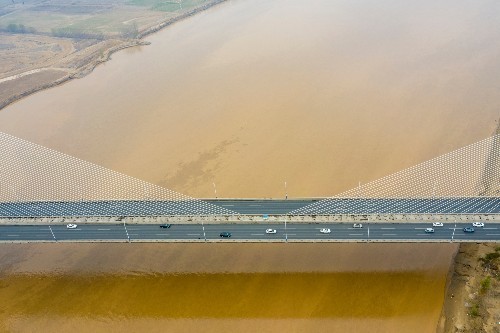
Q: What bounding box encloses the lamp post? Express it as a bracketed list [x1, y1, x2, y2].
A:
[202, 219, 207, 242]
[358, 181, 361, 218]
[432, 181, 437, 223]
[284, 214, 288, 242]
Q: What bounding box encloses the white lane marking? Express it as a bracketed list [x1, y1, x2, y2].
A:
[221, 204, 234, 206]
[381, 228, 395, 230]
[155, 233, 169, 236]
[7, 234, 18, 237]
[187, 233, 200, 236]
[382, 234, 396, 236]
[349, 233, 363, 236]
[251, 234, 264, 236]
[129, 234, 139, 236]
[98, 228, 111, 231]
[414, 228, 428, 230]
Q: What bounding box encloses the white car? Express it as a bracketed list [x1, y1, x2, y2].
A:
[66, 224, 77, 229]
[353, 223, 363, 228]
[472, 222, 484, 228]
[424, 228, 435, 233]
[432, 222, 443, 227]
[265, 228, 277, 234]
[319, 228, 331, 234]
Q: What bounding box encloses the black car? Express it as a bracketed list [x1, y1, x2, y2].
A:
[219, 232, 232, 238]
[160, 224, 172, 228]
[463, 227, 475, 233]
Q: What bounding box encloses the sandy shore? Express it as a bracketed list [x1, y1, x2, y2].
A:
[438, 242, 499, 333]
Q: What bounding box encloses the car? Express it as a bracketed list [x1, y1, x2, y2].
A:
[424, 228, 434, 233]
[220, 232, 232, 238]
[432, 222, 443, 227]
[66, 224, 77, 229]
[472, 222, 484, 228]
[353, 223, 363, 228]
[463, 227, 475, 233]
[159, 224, 172, 228]
[266, 229, 277, 234]
[319, 228, 331, 234]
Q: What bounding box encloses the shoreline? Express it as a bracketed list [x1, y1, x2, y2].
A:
[436, 244, 460, 333]
[0, 0, 227, 112]
[437, 242, 499, 333]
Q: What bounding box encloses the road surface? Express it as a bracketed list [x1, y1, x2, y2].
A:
[0, 222, 498, 243]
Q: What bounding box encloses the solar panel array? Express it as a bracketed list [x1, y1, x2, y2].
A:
[0, 131, 237, 217]
[290, 134, 500, 215]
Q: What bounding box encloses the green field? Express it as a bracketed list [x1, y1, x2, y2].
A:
[0, 0, 216, 38]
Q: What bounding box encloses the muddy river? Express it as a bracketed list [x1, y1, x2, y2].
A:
[0, 243, 457, 332]
[0, 0, 498, 331]
[0, 0, 498, 198]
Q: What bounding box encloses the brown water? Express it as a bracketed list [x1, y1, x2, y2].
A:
[0, 0, 497, 331]
[0, 243, 457, 332]
[0, 0, 499, 198]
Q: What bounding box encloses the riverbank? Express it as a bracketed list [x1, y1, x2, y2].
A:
[0, 0, 227, 111]
[438, 242, 499, 332]
[0, 38, 149, 110]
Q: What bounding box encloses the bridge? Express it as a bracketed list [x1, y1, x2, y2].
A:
[0, 130, 498, 243]
[1, 222, 499, 243]
[0, 198, 499, 217]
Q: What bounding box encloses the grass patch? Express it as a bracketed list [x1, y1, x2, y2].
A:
[152, 2, 183, 12]
[480, 276, 491, 294]
[469, 303, 480, 317]
[479, 251, 499, 272]
[127, 0, 210, 12]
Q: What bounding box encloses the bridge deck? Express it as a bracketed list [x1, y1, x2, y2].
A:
[0, 222, 498, 243]
[0, 198, 498, 217]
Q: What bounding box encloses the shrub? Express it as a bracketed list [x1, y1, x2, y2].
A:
[469, 303, 480, 317]
[480, 276, 491, 294]
[3, 23, 36, 34]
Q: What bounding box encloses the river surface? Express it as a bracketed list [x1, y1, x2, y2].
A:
[0, 0, 499, 198]
[0, 0, 498, 331]
[0, 243, 457, 332]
